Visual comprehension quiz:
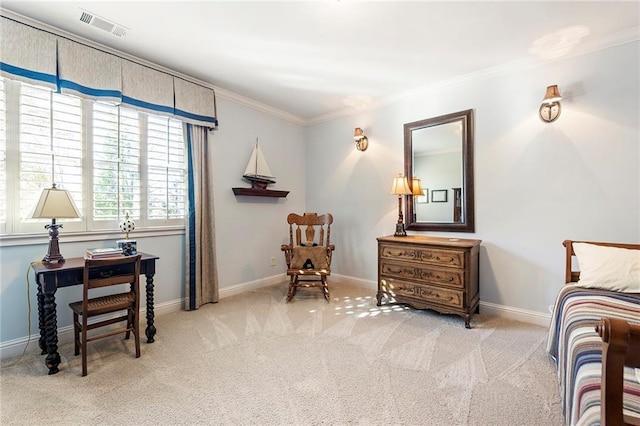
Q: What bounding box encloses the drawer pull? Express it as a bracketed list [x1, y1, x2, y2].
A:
[396, 285, 455, 302]
[423, 253, 454, 263]
[420, 289, 454, 302]
[419, 271, 455, 282]
[99, 271, 114, 278]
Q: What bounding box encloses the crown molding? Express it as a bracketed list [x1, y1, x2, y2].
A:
[213, 86, 307, 126]
[305, 25, 640, 126]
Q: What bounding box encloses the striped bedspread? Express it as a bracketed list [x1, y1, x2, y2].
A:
[546, 284, 640, 426]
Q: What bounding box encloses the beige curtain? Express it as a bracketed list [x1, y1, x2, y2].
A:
[184, 123, 218, 310]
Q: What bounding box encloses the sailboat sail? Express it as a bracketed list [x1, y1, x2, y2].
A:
[242, 139, 276, 184]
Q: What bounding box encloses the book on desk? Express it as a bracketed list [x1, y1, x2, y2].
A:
[84, 247, 124, 259]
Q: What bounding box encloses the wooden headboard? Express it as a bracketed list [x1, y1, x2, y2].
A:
[563, 240, 640, 283]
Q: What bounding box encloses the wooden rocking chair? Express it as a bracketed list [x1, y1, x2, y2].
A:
[281, 212, 334, 302]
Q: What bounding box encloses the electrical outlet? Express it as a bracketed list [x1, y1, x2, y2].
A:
[270, 257, 276, 266]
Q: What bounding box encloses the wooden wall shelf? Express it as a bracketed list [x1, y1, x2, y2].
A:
[232, 187, 289, 198]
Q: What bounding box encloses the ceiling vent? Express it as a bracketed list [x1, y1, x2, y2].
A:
[77, 9, 128, 37]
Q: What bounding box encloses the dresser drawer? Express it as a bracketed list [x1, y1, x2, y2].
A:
[380, 260, 464, 288]
[380, 243, 465, 268]
[381, 278, 463, 309]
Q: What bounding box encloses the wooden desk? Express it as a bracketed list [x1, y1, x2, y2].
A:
[31, 253, 159, 375]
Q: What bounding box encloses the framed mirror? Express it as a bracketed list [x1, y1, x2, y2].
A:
[404, 109, 475, 232]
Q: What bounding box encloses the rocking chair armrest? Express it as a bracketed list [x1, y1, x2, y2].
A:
[328, 244, 335, 251]
[281, 244, 293, 268]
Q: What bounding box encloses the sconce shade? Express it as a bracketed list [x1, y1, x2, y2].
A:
[30, 184, 81, 219]
[411, 178, 425, 196]
[390, 174, 412, 195]
[354, 127, 365, 140]
[542, 85, 562, 104]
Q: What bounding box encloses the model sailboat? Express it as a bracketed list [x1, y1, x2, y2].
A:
[232, 138, 289, 198]
[242, 138, 276, 188]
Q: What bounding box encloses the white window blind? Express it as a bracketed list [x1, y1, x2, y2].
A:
[18, 84, 83, 233]
[1, 77, 186, 237]
[147, 116, 185, 221]
[92, 102, 140, 224]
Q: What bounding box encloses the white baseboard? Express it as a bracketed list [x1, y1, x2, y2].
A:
[332, 274, 552, 327]
[1, 273, 551, 359]
[218, 273, 286, 299]
[478, 301, 551, 327]
[0, 299, 183, 360]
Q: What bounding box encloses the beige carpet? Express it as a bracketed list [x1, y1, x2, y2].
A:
[1, 281, 563, 425]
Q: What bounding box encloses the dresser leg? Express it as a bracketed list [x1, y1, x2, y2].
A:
[464, 314, 472, 329]
[376, 292, 382, 306]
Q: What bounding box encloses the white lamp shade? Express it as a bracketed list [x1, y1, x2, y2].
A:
[30, 185, 81, 219]
[390, 174, 412, 195]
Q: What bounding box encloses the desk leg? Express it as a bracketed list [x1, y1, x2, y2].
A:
[43, 292, 61, 375]
[145, 273, 157, 343]
[37, 283, 47, 355]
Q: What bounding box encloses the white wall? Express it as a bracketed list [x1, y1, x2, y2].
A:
[2, 39, 638, 356]
[211, 98, 306, 286]
[306, 41, 639, 317]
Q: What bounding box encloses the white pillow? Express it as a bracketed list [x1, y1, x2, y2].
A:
[573, 243, 640, 292]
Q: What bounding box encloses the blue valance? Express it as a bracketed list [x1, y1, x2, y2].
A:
[0, 15, 218, 127]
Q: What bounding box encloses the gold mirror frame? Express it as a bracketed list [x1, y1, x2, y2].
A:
[404, 109, 475, 233]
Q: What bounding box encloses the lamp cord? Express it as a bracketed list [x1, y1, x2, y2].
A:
[1, 263, 37, 369]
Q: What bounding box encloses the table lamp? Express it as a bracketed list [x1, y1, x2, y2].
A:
[390, 173, 412, 237]
[30, 183, 81, 263]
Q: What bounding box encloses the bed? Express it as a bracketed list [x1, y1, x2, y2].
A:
[546, 240, 640, 426]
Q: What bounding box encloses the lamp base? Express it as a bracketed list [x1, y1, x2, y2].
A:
[43, 220, 65, 264]
[394, 222, 407, 237]
[43, 251, 65, 264]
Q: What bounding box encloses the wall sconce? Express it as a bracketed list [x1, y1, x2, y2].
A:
[390, 173, 412, 237]
[354, 127, 369, 151]
[539, 85, 562, 123]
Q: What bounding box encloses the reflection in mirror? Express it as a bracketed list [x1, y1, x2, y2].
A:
[404, 109, 474, 233]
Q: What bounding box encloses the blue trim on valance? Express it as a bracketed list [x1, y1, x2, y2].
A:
[174, 108, 219, 127]
[0, 62, 57, 86]
[122, 95, 175, 115]
[58, 79, 122, 100]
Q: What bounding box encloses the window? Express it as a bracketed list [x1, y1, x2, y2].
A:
[0, 78, 186, 236]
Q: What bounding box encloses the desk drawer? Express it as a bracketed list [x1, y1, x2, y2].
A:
[380, 243, 465, 268]
[380, 261, 464, 288]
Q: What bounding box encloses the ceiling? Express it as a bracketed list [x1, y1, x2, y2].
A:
[2, 1, 639, 125]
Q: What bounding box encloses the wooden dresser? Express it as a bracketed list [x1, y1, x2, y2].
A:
[377, 235, 481, 328]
